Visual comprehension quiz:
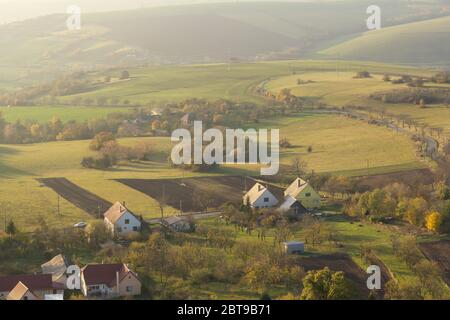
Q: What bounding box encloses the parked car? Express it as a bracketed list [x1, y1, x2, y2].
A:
[73, 221, 87, 228]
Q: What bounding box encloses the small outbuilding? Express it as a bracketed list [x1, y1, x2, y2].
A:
[283, 241, 305, 254]
[161, 216, 192, 232]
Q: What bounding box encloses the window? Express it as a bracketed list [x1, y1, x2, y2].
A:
[133, 226, 138, 231]
[305, 193, 311, 197]
[125, 219, 130, 224]
[264, 197, 269, 202]
[126, 286, 133, 292]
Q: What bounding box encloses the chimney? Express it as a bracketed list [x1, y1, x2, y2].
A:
[116, 271, 120, 295]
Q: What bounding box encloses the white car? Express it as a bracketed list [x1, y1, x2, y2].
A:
[73, 221, 87, 228]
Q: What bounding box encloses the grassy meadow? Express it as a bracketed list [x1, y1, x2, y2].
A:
[265, 71, 450, 138]
[55, 60, 433, 107]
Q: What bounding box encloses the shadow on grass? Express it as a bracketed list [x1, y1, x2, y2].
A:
[0, 145, 34, 178]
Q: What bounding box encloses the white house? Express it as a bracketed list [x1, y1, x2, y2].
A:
[103, 202, 141, 237]
[243, 183, 278, 209]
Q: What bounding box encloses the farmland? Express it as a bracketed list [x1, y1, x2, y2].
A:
[117, 176, 284, 212]
[52, 60, 432, 107]
[418, 240, 450, 285]
[0, 113, 424, 231]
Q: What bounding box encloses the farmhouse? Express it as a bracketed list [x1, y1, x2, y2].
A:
[80, 263, 141, 298]
[162, 216, 192, 232]
[103, 202, 141, 237]
[284, 178, 321, 209]
[41, 254, 68, 289]
[278, 195, 309, 215]
[243, 182, 278, 209]
[0, 274, 63, 300]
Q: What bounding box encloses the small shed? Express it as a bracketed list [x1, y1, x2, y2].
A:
[283, 241, 305, 254]
[162, 216, 192, 232]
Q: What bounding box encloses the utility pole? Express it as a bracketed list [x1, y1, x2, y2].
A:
[367, 159, 370, 177]
[57, 195, 60, 216]
[179, 200, 183, 215]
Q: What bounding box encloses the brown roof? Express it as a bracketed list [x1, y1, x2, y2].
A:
[103, 202, 137, 224]
[81, 263, 137, 287]
[0, 274, 53, 292]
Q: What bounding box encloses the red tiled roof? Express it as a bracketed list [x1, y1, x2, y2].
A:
[81, 264, 134, 287]
[0, 274, 53, 292]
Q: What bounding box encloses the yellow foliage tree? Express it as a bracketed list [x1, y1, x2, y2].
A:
[425, 211, 442, 233]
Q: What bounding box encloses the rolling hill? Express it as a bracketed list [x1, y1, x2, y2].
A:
[320, 15, 450, 65]
[0, 0, 447, 86]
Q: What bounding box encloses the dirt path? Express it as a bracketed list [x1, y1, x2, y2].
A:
[418, 240, 450, 286]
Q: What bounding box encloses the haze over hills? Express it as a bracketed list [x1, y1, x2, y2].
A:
[321, 15, 450, 65]
[0, 0, 449, 88]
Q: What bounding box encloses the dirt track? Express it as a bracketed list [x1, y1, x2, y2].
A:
[419, 240, 450, 285]
[37, 178, 112, 217]
[116, 176, 284, 212]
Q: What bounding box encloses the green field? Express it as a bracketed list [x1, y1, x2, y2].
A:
[0, 106, 134, 123]
[0, 114, 424, 231]
[56, 60, 433, 107]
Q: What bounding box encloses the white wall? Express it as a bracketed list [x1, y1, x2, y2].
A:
[115, 212, 141, 236]
[251, 189, 278, 208]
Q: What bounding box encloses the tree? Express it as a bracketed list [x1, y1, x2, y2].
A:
[151, 120, 161, 131]
[6, 220, 17, 235]
[300, 267, 351, 300]
[89, 132, 116, 151]
[425, 211, 442, 233]
[437, 181, 450, 200]
[85, 221, 110, 247]
[144, 232, 169, 283]
[120, 70, 130, 80]
[291, 157, 308, 177]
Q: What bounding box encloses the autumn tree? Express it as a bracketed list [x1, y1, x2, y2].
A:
[425, 211, 442, 233]
[89, 131, 116, 151]
[300, 267, 351, 300]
